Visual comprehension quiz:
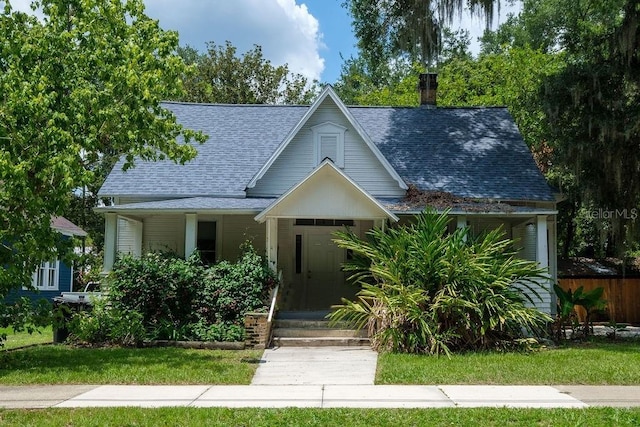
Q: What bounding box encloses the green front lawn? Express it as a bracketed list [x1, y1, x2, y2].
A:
[1, 326, 53, 350]
[377, 339, 640, 385]
[1, 407, 640, 426]
[0, 346, 262, 385]
[2, 337, 639, 386]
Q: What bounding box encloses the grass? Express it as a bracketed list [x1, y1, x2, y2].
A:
[376, 339, 640, 385]
[0, 346, 262, 385]
[0, 407, 639, 426]
[2, 335, 639, 386]
[0, 326, 53, 350]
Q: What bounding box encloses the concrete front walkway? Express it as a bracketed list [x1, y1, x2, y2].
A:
[251, 346, 378, 385]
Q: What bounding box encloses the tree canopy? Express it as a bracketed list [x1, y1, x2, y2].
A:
[340, 0, 640, 259]
[0, 0, 206, 308]
[481, 0, 640, 257]
[177, 41, 317, 105]
[343, 0, 499, 81]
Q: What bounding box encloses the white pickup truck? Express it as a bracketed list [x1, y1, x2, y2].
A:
[53, 282, 103, 305]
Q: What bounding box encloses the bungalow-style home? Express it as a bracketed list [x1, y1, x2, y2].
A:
[6, 216, 87, 303]
[98, 74, 558, 315]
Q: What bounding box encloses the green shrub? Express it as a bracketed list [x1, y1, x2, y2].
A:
[108, 252, 204, 329]
[67, 300, 145, 346]
[105, 242, 276, 343]
[187, 320, 245, 342]
[330, 209, 553, 355]
[197, 244, 275, 325]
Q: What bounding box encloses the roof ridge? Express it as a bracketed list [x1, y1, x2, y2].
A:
[160, 101, 310, 108]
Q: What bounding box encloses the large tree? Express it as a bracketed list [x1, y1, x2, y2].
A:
[0, 0, 206, 317]
[343, 0, 499, 84]
[177, 41, 317, 105]
[482, 0, 640, 257]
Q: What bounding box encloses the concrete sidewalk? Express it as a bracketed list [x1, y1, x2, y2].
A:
[2, 347, 640, 409]
[3, 384, 640, 408]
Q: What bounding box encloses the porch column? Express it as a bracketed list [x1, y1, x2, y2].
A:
[536, 215, 549, 270]
[103, 213, 117, 272]
[185, 213, 197, 258]
[266, 217, 278, 272]
[457, 215, 467, 241]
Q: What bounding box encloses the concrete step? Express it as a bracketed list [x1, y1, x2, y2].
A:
[273, 327, 367, 338]
[274, 319, 353, 329]
[271, 337, 371, 347]
[271, 318, 369, 347]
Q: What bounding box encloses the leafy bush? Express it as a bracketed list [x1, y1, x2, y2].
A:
[67, 299, 145, 346]
[330, 209, 553, 355]
[106, 242, 276, 343]
[197, 244, 275, 325]
[108, 252, 204, 329]
[187, 320, 245, 342]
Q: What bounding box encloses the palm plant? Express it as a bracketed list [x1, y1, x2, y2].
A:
[330, 209, 553, 355]
[553, 284, 606, 338]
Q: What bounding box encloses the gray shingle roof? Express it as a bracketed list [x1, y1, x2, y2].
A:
[99, 103, 307, 198]
[99, 102, 555, 202]
[350, 107, 555, 201]
[98, 197, 275, 212]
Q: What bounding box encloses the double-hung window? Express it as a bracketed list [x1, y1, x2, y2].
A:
[32, 260, 59, 291]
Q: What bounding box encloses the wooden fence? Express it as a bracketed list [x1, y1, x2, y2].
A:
[558, 278, 640, 325]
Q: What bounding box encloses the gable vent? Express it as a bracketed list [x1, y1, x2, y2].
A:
[312, 122, 346, 168]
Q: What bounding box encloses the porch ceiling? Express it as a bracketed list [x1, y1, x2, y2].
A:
[255, 160, 398, 222]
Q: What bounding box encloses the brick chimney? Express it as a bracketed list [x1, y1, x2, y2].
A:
[418, 73, 438, 107]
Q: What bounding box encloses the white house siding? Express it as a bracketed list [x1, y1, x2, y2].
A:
[142, 215, 185, 256]
[512, 222, 553, 315]
[220, 214, 266, 261]
[117, 217, 136, 254]
[249, 98, 404, 198]
[512, 223, 537, 262]
[469, 218, 512, 240]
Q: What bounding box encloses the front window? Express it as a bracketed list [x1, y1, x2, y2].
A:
[197, 221, 217, 265]
[33, 260, 59, 291]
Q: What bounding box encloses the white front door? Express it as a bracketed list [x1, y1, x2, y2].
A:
[303, 227, 356, 310]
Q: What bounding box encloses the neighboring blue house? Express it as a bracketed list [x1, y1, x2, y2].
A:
[98, 74, 559, 315]
[6, 216, 87, 303]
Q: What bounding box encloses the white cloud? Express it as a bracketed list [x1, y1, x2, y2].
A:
[4, 0, 325, 81]
[144, 0, 325, 81]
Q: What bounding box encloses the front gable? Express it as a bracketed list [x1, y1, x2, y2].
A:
[255, 160, 398, 222]
[246, 87, 407, 198]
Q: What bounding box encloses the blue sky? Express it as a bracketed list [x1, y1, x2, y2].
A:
[10, 0, 521, 84]
[142, 0, 521, 84]
[142, 0, 355, 84]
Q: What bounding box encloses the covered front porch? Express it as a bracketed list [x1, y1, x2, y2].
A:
[99, 164, 556, 315]
[254, 160, 398, 311]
